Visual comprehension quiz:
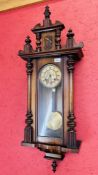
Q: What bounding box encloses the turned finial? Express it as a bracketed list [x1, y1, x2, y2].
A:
[43, 6, 52, 27]
[24, 36, 33, 53]
[51, 160, 57, 173]
[65, 29, 75, 48]
[25, 36, 31, 44]
[44, 6, 51, 19]
[67, 29, 74, 38]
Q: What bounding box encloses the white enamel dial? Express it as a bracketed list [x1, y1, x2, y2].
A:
[39, 64, 62, 88]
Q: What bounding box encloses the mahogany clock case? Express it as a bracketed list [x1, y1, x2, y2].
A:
[18, 5, 84, 172]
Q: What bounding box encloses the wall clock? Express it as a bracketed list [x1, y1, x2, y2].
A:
[18, 6, 84, 172]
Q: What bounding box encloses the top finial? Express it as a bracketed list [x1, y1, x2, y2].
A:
[67, 29, 74, 38]
[24, 36, 33, 53]
[44, 6, 51, 19]
[25, 36, 31, 44]
[65, 29, 75, 48]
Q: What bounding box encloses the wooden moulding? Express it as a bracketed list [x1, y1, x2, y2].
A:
[0, 0, 46, 12]
[21, 140, 81, 154]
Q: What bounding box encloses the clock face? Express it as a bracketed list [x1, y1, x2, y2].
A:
[39, 64, 62, 88]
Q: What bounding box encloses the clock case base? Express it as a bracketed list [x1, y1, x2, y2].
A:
[21, 140, 81, 172]
[21, 140, 81, 158]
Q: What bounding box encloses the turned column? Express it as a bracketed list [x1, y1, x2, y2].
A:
[55, 29, 61, 49]
[65, 29, 77, 148]
[67, 55, 76, 148]
[23, 36, 33, 143]
[36, 32, 41, 52]
[24, 60, 33, 143]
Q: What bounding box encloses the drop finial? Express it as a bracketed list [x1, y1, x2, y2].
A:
[51, 160, 57, 173]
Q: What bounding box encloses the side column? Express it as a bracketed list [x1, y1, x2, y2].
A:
[22, 36, 34, 144]
[67, 55, 76, 148]
[24, 60, 33, 143]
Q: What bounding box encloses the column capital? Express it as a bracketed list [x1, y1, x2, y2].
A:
[26, 61, 33, 75]
[67, 55, 75, 73]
